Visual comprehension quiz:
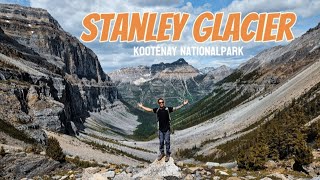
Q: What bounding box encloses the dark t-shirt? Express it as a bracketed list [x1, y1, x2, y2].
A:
[153, 106, 173, 132]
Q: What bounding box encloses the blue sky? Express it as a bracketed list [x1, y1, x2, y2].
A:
[0, 0, 319, 72]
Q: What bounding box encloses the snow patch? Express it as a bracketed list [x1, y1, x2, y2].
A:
[133, 77, 152, 85]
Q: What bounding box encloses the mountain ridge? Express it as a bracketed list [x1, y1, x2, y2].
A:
[108, 58, 234, 108]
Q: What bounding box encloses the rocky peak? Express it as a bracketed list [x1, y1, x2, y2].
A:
[306, 22, 320, 34]
[150, 58, 198, 76]
[171, 58, 189, 65]
[200, 67, 215, 74]
[0, 4, 62, 30]
[202, 65, 234, 82]
[0, 3, 107, 82]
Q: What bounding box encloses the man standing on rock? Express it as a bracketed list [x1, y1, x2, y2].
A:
[138, 98, 189, 162]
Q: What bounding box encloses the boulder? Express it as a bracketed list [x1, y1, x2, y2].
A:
[220, 161, 237, 169]
[205, 162, 220, 168]
[132, 157, 182, 179]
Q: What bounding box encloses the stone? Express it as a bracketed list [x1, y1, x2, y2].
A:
[220, 161, 237, 169]
[185, 174, 194, 180]
[226, 177, 241, 180]
[187, 167, 200, 174]
[267, 173, 288, 180]
[114, 172, 132, 180]
[232, 173, 237, 176]
[59, 175, 68, 180]
[133, 157, 182, 179]
[125, 166, 133, 173]
[89, 171, 116, 180]
[101, 171, 115, 178]
[176, 161, 184, 167]
[52, 175, 62, 180]
[245, 175, 256, 179]
[84, 167, 100, 174]
[260, 178, 272, 180]
[213, 176, 221, 180]
[219, 171, 229, 176]
[205, 162, 220, 168]
[265, 160, 277, 169]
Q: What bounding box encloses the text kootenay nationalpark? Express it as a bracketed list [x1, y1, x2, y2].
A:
[133, 46, 243, 56]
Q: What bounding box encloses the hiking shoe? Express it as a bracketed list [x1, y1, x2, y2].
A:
[158, 153, 165, 161]
[165, 155, 170, 162]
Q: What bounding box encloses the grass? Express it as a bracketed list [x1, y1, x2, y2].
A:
[0, 118, 35, 144]
[175, 145, 200, 159]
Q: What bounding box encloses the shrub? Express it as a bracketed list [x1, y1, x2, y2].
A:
[46, 137, 65, 162]
[66, 156, 99, 168]
[25, 144, 42, 154]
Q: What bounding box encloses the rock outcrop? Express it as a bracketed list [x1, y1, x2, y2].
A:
[0, 151, 74, 179]
[133, 157, 182, 179]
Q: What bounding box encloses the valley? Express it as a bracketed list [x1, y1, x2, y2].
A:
[0, 3, 320, 180]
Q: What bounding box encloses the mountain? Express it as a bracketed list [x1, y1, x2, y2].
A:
[172, 22, 320, 130]
[109, 58, 233, 107]
[0, 4, 136, 142]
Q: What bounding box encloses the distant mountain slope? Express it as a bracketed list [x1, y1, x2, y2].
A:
[109, 58, 233, 107]
[172, 22, 320, 130]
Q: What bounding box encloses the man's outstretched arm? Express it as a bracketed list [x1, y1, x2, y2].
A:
[173, 99, 189, 111]
[137, 103, 153, 112]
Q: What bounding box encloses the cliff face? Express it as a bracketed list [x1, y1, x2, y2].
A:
[0, 4, 107, 81]
[0, 4, 119, 143]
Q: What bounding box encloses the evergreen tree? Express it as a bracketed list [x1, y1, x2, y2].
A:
[46, 137, 65, 162]
[0, 146, 5, 157]
[292, 131, 313, 171]
[237, 142, 269, 170]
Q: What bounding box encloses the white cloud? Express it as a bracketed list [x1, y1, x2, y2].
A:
[27, 0, 320, 73]
[129, 0, 184, 7]
[220, 0, 320, 18]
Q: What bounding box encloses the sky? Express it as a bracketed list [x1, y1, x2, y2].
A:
[0, 0, 319, 73]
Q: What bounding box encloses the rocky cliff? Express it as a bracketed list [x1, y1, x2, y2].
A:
[109, 58, 233, 107]
[0, 4, 120, 143]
